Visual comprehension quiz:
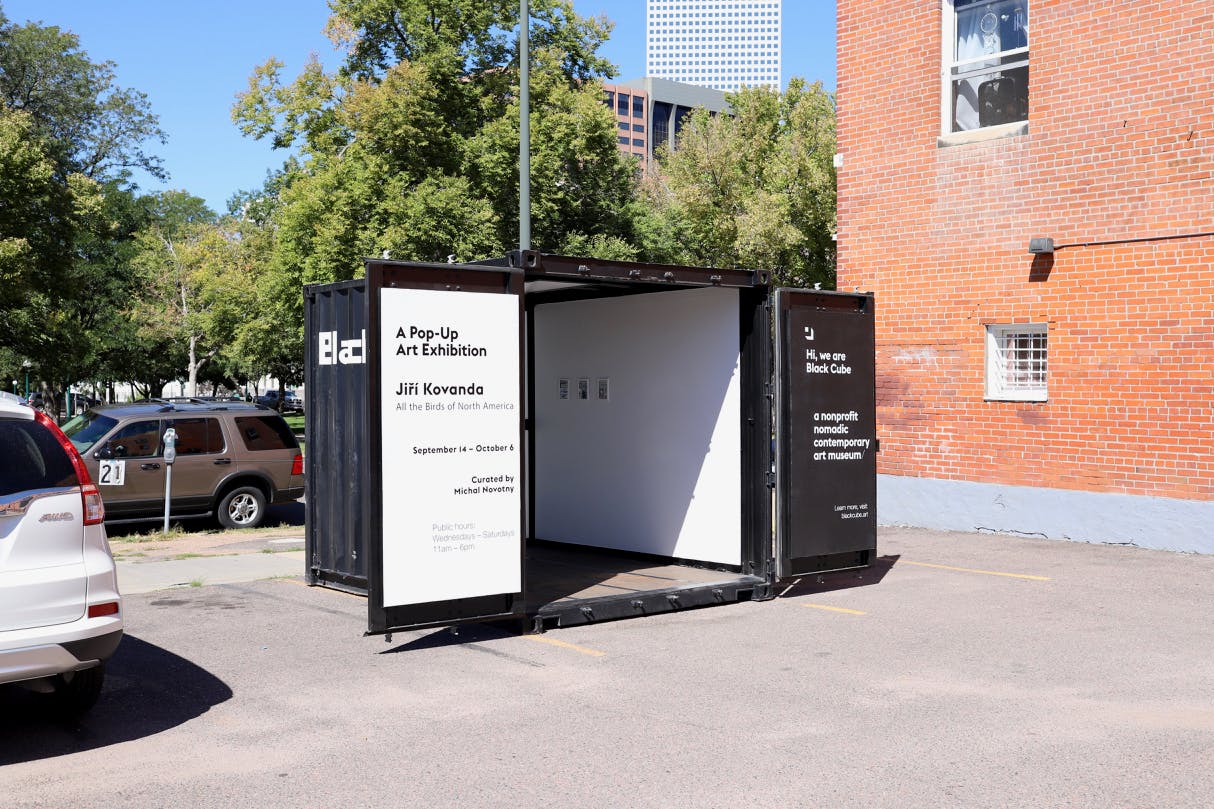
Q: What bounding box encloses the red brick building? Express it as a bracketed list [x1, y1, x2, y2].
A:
[835, 0, 1213, 551]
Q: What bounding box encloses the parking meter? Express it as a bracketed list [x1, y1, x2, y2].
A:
[163, 427, 178, 465]
[162, 427, 178, 533]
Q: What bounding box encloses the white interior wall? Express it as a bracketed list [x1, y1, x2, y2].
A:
[533, 286, 742, 565]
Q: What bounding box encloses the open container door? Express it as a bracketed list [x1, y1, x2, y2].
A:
[774, 288, 877, 577]
[520, 253, 776, 626]
[365, 260, 525, 634]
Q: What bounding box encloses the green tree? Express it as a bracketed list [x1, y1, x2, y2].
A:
[232, 0, 631, 279]
[130, 192, 257, 396]
[217, 178, 309, 395]
[640, 79, 837, 288]
[225, 0, 637, 391]
[0, 7, 165, 182]
[225, 208, 304, 394]
[0, 108, 77, 317]
[0, 7, 168, 407]
[463, 46, 637, 254]
[0, 106, 113, 413]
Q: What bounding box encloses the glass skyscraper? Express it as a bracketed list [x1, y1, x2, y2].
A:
[645, 1, 782, 92]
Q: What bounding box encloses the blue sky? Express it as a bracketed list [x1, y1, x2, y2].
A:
[3, 1, 835, 213]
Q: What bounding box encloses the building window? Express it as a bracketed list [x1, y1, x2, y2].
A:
[985, 323, 1047, 401]
[617, 93, 630, 116]
[652, 101, 672, 150]
[945, 0, 1029, 132]
[672, 105, 694, 147]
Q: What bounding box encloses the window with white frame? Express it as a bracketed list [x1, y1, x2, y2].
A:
[944, 0, 1029, 133]
[985, 324, 1047, 401]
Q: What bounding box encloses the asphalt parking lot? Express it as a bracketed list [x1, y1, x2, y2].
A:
[2, 527, 1212, 808]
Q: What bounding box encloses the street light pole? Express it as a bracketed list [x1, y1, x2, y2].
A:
[519, 0, 531, 252]
[22, 360, 31, 399]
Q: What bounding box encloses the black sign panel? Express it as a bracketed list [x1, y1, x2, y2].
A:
[775, 289, 877, 577]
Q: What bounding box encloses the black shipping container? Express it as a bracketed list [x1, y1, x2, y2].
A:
[304, 279, 369, 593]
[304, 252, 876, 635]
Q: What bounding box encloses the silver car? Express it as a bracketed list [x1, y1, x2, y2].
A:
[0, 399, 123, 714]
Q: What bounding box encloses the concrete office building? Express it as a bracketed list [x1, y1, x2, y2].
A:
[602, 77, 729, 165]
[646, 1, 781, 92]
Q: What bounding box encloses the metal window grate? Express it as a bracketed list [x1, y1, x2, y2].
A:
[986, 324, 1047, 400]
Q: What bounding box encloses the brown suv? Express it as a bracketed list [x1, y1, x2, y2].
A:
[60, 400, 303, 528]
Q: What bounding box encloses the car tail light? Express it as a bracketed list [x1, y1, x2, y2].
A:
[88, 602, 120, 618]
[81, 482, 105, 524]
[35, 411, 106, 525]
[291, 454, 304, 476]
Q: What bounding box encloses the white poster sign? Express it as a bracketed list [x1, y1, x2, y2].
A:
[379, 287, 521, 607]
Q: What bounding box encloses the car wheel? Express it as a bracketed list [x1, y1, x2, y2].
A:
[52, 665, 105, 716]
[218, 485, 266, 529]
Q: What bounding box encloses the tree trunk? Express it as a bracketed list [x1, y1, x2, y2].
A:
[187, 333, 198, 397]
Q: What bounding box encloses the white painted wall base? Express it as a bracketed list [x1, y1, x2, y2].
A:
[879, 475, 1214, 554]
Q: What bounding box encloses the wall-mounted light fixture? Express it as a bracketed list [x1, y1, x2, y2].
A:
[1028, 237, 1055, 254]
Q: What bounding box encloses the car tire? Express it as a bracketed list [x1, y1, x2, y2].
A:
[217, 485, 267, 529]
[52, 664, 105, 716]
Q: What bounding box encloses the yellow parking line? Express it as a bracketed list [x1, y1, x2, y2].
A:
[525, 634, 606, 658]
[902, 560, 1051, 581]
[802, 603, 867, 615]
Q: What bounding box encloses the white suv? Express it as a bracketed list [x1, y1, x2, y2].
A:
[0, 399, 123, 714]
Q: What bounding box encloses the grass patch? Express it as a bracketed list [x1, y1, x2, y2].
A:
[261, 545, 303, 554]
[111, 521, 302, 544]
[188, 578, 205, 588]
[111, 525, 189, 543]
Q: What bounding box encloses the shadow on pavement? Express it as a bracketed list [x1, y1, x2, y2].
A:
[776, 554, 900, 599]
[263, 498, 305, 528]
[381, 622, 522, 655]
[0, 634, 232, 764]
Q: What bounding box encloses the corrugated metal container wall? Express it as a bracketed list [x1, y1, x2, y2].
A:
[304, 280, 369, 592]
